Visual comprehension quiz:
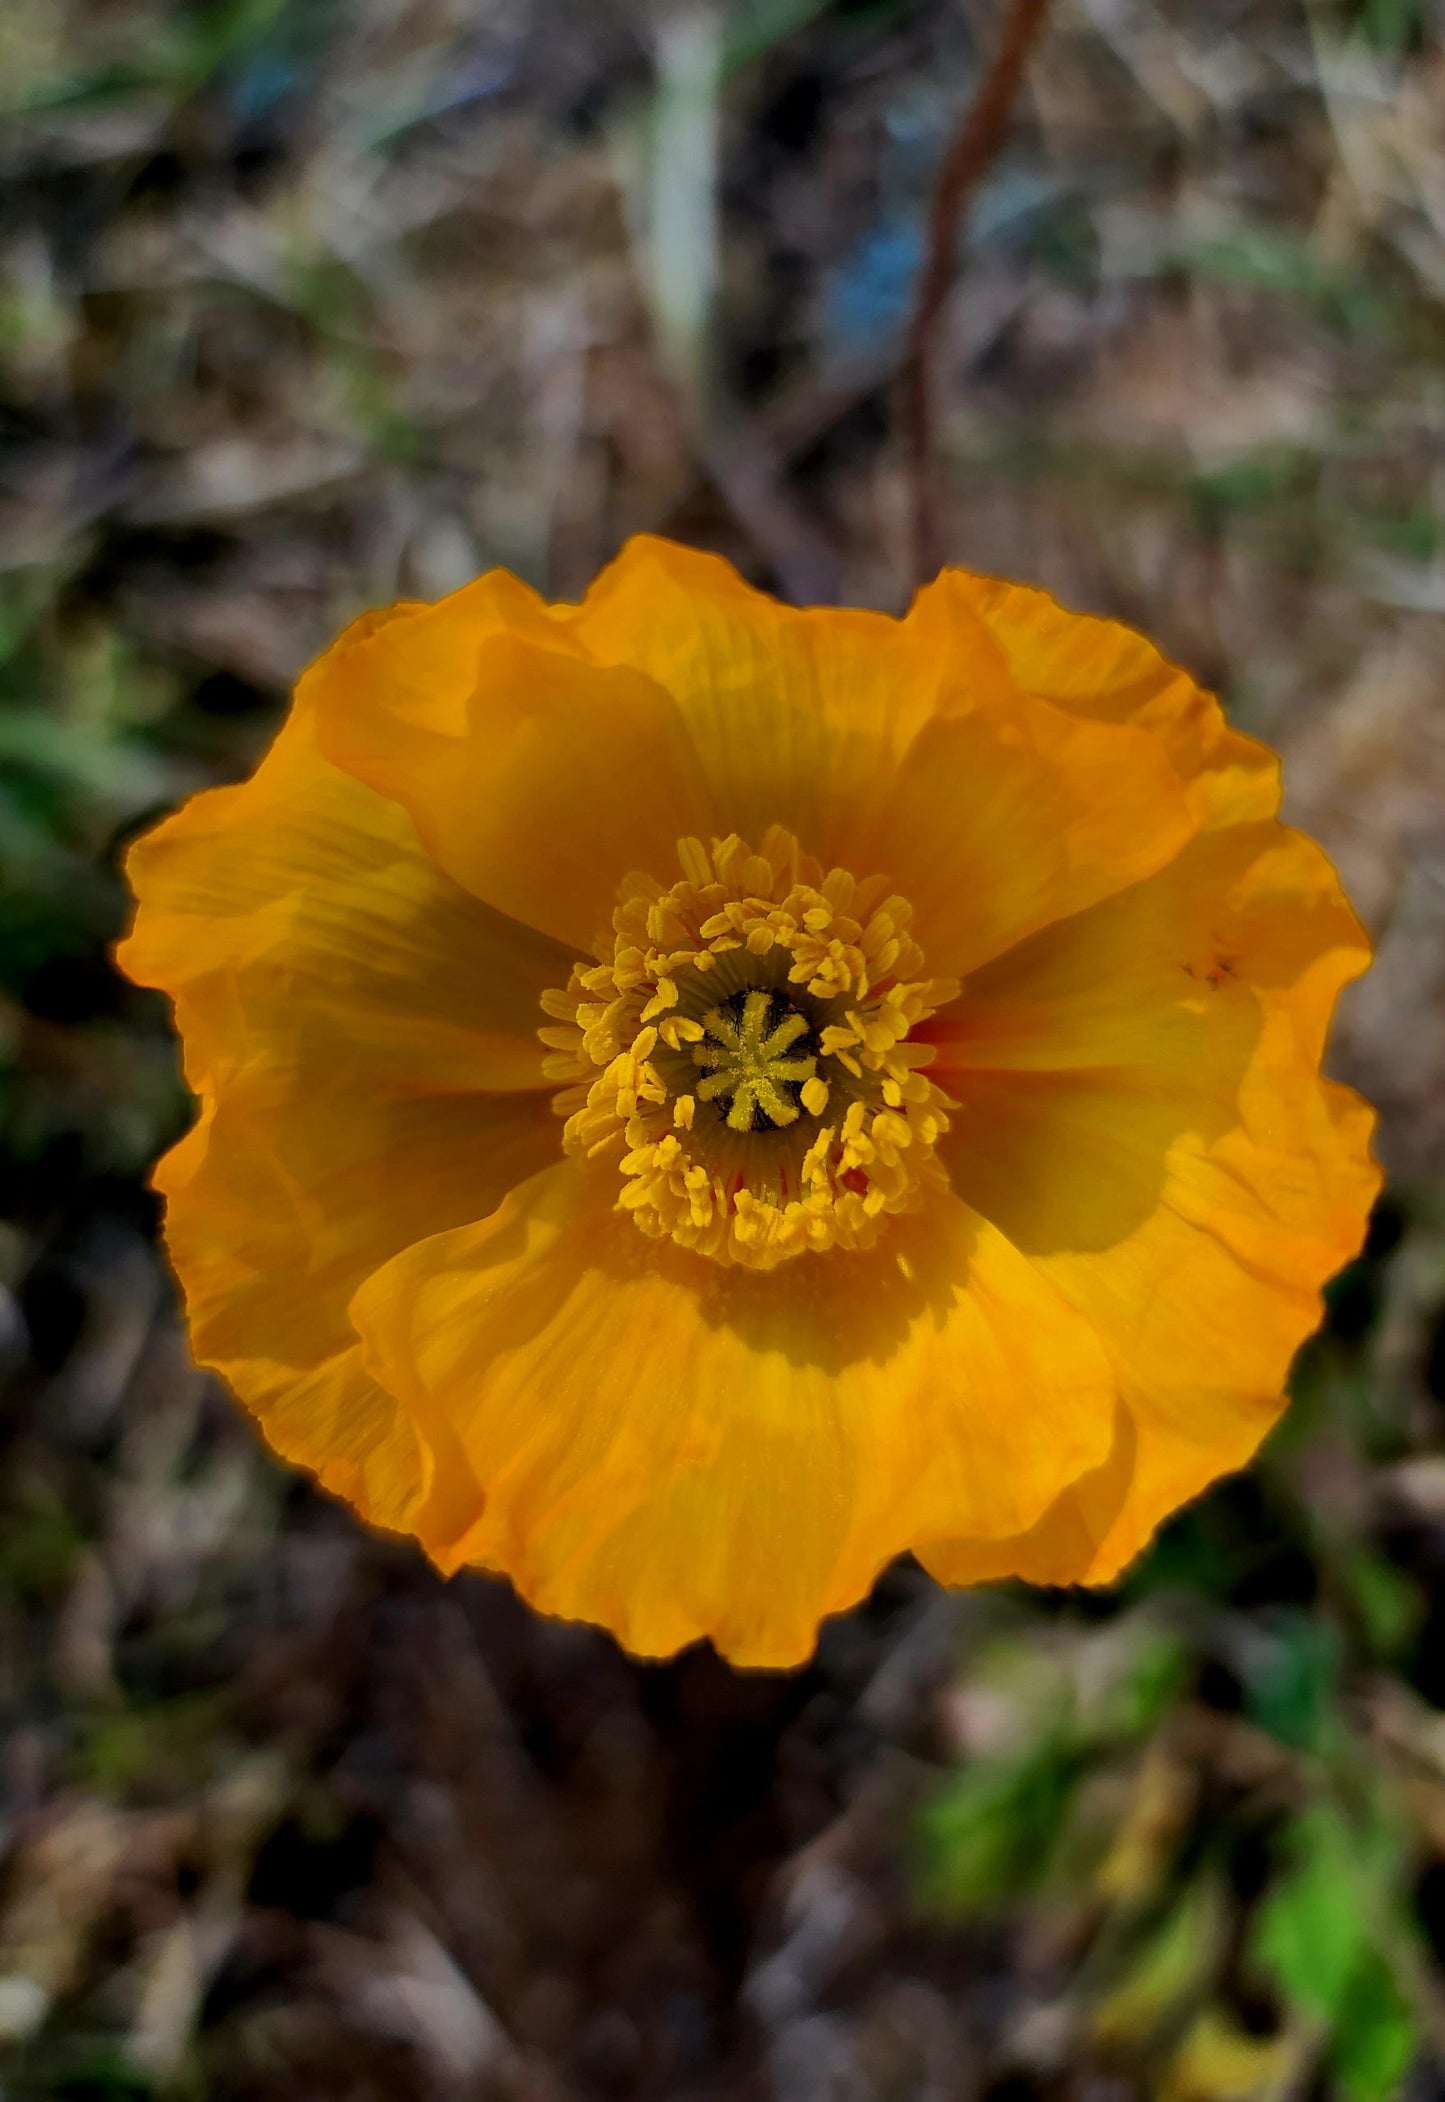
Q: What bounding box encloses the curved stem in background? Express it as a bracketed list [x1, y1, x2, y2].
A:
[904, 0, 1054, 591]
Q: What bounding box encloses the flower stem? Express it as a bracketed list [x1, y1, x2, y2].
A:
[904, 0, 1055, 590]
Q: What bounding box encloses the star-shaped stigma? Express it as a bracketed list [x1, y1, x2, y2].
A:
[693, 990, 823, 1132]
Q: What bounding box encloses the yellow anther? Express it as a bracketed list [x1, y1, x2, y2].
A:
[539, 828, 958, 1269]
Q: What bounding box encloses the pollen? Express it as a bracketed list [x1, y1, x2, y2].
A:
[539, 827, 960, 1270]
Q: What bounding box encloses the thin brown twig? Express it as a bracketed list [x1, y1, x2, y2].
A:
[904, 0, 1054, 591]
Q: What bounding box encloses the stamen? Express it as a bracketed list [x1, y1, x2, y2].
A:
[538, 829, 960, 1270]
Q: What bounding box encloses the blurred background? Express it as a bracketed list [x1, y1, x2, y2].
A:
[2, 0, 1444, 2097]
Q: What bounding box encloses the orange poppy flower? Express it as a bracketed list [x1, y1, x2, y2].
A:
[118, 537, 1378, 1667]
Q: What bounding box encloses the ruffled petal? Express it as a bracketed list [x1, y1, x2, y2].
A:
[307, 571, 719, 954]
[156, 1062, 560, 1377]
[924, 820, 1379, 1585]
[844, 688, 1194, 980]
[218, 1344, 427, 1540]
[120, 696, 571, 1534]
[921, 819, 1369, 1081]
[569, 539, 1197, 976]
[925, 569, 1279, 829]
[121, 689, 571, 1094]
[567, 536, 960, 861]
[348, 1161, 1118, 1668]
[155, 1077, 561, 1536]
[917, 1403, 1139, 1590]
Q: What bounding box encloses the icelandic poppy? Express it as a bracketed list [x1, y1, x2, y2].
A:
[118, 538, 1378, 1665]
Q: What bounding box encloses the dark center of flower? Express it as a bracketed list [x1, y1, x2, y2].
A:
[692, 989, 819, 1132]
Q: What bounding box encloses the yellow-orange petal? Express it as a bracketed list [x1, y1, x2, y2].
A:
[568, 538, 1196, 976]
[221, 1345, 428, 1539]
[155, 1078, 562, 1537]
[306, 580, 719, 955]
[348, 1160, 1119, 1668]
[119, 690, 572, 1534]
[917, 1403, 1140, 1591]
[567, 535, 961, 860]
[844, 685, 1194, 980]
[926, 821, 1379, 1586]
[922, 818, 1370, 1083]
[120, 683, 571, 1096]
[920, 568, 1279, 829]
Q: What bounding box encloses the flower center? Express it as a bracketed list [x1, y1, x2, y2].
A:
[538, 828, 960, 1271]
[694, 990, 818, 1132]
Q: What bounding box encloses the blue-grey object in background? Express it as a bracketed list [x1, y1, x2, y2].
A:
[820, 168, 1062, 362]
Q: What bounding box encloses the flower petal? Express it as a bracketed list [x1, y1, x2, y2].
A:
[156, 1063, 560, 1381]
[845, 688, 1195, 980]
[219, 1343, 427, 1539]
[924, 568, 1279, 828]
[568, 536, 956, 861]
[121, 686, 571, 1095]
[349, 1161, 1119, 1668]
[571, 538, 1196, 977]
[925, 821, 1379, 1584]
[921, 819, 1369, 1080]
[307, 571, 718, 953]
[917, 1402, 1139, 1590]
[151, 1051, 562, 1539]
[120, 693, 570, 1535]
